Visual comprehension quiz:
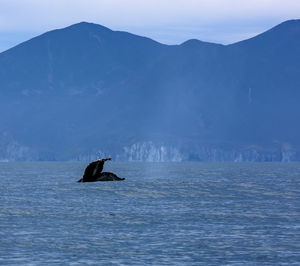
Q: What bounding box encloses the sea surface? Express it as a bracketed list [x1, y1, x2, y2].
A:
[0, 162, 299, 265]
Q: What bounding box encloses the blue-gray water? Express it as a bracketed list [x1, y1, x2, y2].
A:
[0, 162, 299, 265]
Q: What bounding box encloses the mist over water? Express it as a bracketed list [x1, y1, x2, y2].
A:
[0, 162, 299, 265]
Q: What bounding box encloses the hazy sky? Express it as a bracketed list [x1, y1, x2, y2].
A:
[0, 0, 300, 52]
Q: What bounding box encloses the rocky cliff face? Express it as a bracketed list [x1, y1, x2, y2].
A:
[0, 134, 297, 162]
[121, 142, 183, 162]
[69, 141, 298, 162]
[0, 131, 37, 161]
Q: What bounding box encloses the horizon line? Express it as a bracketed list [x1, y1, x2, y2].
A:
[1, 18, 299, 53]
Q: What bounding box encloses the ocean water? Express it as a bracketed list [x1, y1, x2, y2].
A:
[0, 162, 299, 265]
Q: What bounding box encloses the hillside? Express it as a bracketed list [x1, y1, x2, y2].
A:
[0, 20, 299, 161]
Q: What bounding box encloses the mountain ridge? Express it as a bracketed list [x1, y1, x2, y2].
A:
[0, 19, 299, 161]
[3, 19, 300, 55]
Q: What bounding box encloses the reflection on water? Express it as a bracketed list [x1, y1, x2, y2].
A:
[0, 162, 299, 265]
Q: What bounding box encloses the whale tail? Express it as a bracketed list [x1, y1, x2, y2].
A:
[96, 172, 125, 181]
[77, 172, 125, 182]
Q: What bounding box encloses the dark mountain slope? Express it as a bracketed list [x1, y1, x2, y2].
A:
[0, 22, 167, 97]
[0, 20, 299, 161]
[224, 19, 300, 144]
[0, 22, 170, 158]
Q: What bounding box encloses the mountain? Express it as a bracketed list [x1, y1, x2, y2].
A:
[0, 20, 299, 161]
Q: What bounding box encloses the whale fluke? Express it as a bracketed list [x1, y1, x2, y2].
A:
[77, 172, 125, 182]
[78, 158, 124, 182]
